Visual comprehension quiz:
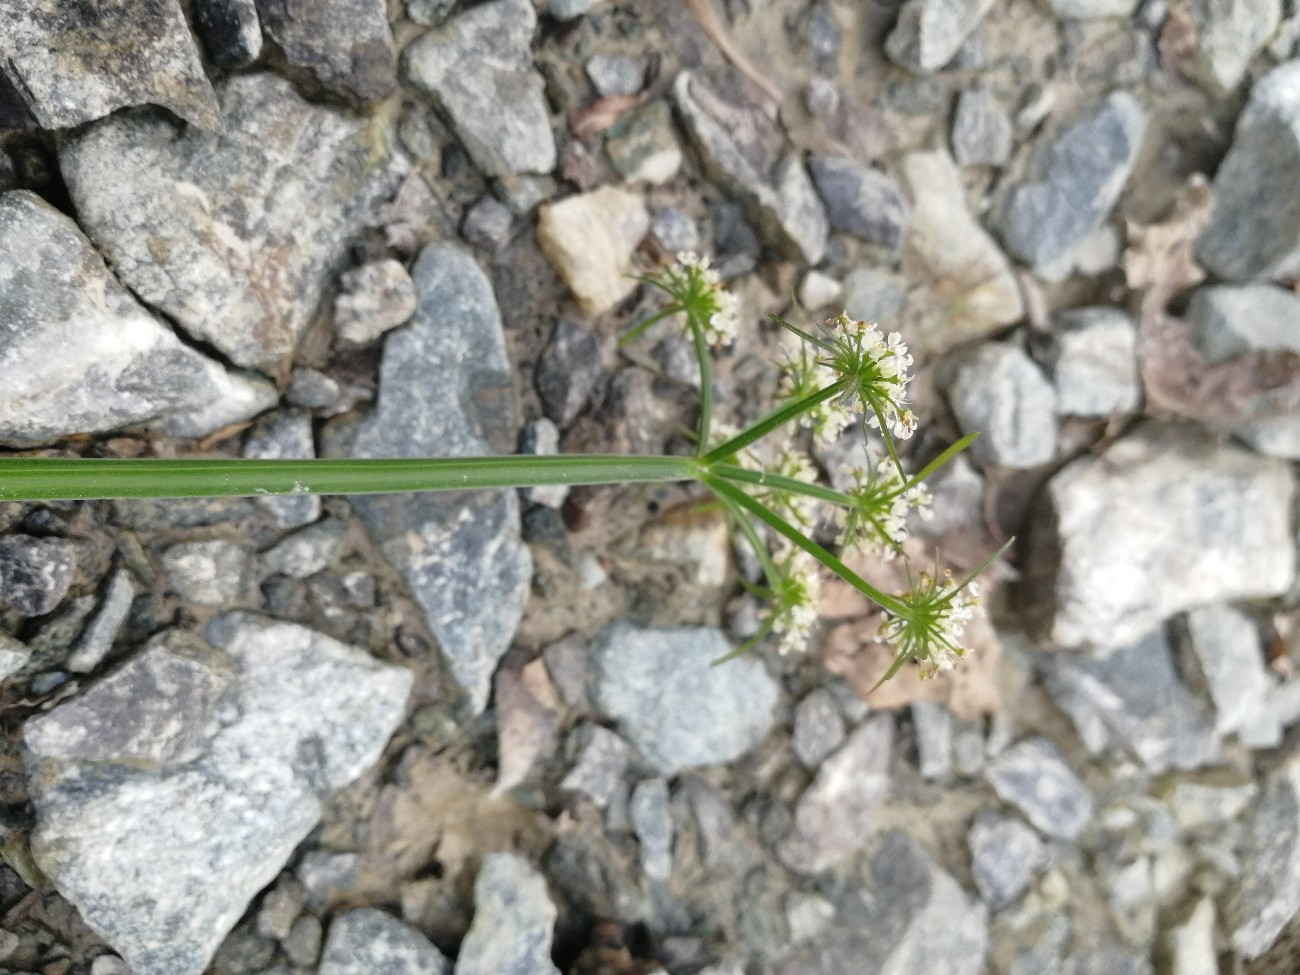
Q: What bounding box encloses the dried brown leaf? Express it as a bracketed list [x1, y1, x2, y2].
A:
[568, 94, 644, 141]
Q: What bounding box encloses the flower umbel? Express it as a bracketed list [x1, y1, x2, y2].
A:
[839, 459, 933, 559]
[878, 570, 980, 680]
[647, 252, 740, 349]
[764, 546, 822, 655]
[777, 343, 852, 449]
[822, 314, 916, 441]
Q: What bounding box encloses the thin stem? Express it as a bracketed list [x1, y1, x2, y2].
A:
[619, 303, 682, 348]
[0, 454, 699, 502]
[688, 316, 715, 458]
[703, 474, 908, 616]
[767, 313, 832, 352]
[712, 464, 853, 508]
[905, 432, 980, 491]
[703, 382, 846, 464]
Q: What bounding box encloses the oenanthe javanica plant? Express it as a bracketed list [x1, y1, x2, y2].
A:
[0, 254, 1001, 684]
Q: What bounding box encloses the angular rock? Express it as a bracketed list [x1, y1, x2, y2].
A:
[536, 321, 602, 427]
[26, 614, 411, 975]
[808, 156, 910, 249]
[67, 569, 137, 674]
[1229, 753, 1300, 959]
[403, 0, 556, 177]
[0, 635, 30, 681]
[1165, 898, 1217, 975]
[841, 266, 908, 325]
[561, 725, 631, 808]
[0, 535, 75, 618]
[1048, 307, 1140, 417]
[776, 831, 988, 975]
[1000, 93, 1146, 271]
[948, 343, 1057, 468]
[351, 244, 530, 714]
[592, 622, 779, 775]
[778, 715, 893, 874]
[1164, 778, 1257, 830]
[984, 738, 1092, 841]
[318, 908, 451, 975]
[1190, 0, 1282, 92]
[242, 410, 322, 529]
[1197, 61, 1300, 281]
[885, 0, 997, 73]
[284, 915, 323, 966]
[0, 0, 219, 129]
[0, 192, 276, 447]
[1044, 0, 1140, 15]
[898, 151, 1024, 344]
[969, 811, 1044, 908]
[256, 0, 396, 104]
[605, 101, 683, 185]
[912, 700, 953, 781]
[1044, 631, 1217, 773]
[194, 0, 263, 66]
[537, 187, 649, 314]
[1022, 422, 1294, 649]
[952, 86, 1013, 167]
[162, 540, 249, 607]
[1184, 605, 1280, 747]
[456, 853, 561, 975]
[673, 72, 828, 263]
[649, 206, 701, 254]
[461, 196, 514, 253]
[1186, 284, 1300, 363]
[792, 688, 847, 768]
[26, 631, 231, 767]
[586, 55, 647, 98]
[519, 419, 568, 509]
[60, 74, 404, 372]
[262, 520, 347, 580]
[334, 259, 418, 347]
[630, 778, 674, 881]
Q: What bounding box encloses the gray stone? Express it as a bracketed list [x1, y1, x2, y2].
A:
[792, 688, 846, 768]
[1190, 0, 1282, 92]
[60, 74, 404, 373]
[1164, 778, 1257, 830]
[778, 715, 894, 874]
[256, 879, 305, 940]
[194, 0, 263, 66]
[969, 811, 1045, 907]
[984, 738, 1092, 840]
[1165, 898, 1216, 975]
[1229, 752, 1300, 958]
[296, 851, 362, 909]
[243, 410, 322, 529]
[256, 0, 396, 104]
[1000, 93, 1146, 271]
[536, 321, 601, 427]
[808, 156, 910, 249]
[630, 778, 673, 881]
[1184, 605, 1280, 746]
[591, 622, 779, 775]
[461, 196, 514, 253]
[799, 271, 843, 311]
[605, 102, 683, 185]
[67, 569, 137, 674]
[1023, 422, 1295, 649]
[586, 55, 646, 97]
[407, 0, 457, 26]
[1198, 61, 1300, 281]
[912, 700, 954, 781]
[1043, 631, 1217, 772]
[561, 725, 631, 808]
[334, 260, 418, 347]
[319, 908, 451, 975]
[26, 631, 230, 766]
[1062, 949, 1153, 975]
[1186, 284, 1300, 363]
[0, 535, 75, 617]
[952, 86, 1014, 167]
[282, 914, 323, 967]
[1049, 307, 1141, 417]
[537, 187, 649, 314]
[0, 634, 30, 680]
[403, 0, 556, 177]
[649, 206, 701, 254]
[162, 540, 249, 607]
[0, 192, 276, 447]
[551, 0, 600, 16]
[519, 419, 567, 509]
[949, 343, 1057, 468]
[840, 267, 908, 325]
[542, 634, 591, 710]
[898, 151, 1024, 343]
[351, 244, 531, 715]
[287, 368, 344, 411]
[456, 853, 561, 975]
[263, 520, 347, 580]
[885, 0, 997, 74]
[0, 0, 219, 129]
[26, 614, 411, 975]
[776, 831, 988, 975]
[673, 72, 828, 264]
[652, 336, 702, 389]
[1045, 0, 1140, 15]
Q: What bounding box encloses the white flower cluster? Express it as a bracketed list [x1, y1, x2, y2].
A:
[673, 252, 739, 349]
[768, 547, 821, 655]
[838, 459, 933, 559]
[777, 352, 852, 449]
[824, 315, 917, 441]
[768, 447, 819, 528]
[878, 573, 980, 678]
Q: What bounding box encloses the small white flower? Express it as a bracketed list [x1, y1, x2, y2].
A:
[765, 547, 821, 654]
[823, 314, 916, 442]
[838, 458, 932, 559]
[878, 571, 982, 679]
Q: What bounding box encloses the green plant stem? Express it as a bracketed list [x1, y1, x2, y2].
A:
[703, 382, 846, 464]
[0, 454, 700, 502]
[703, 474, 909, 616]
[618, 303, 681, 348]
[688, 316, 715, 459]
[712, 464, 853, 508]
